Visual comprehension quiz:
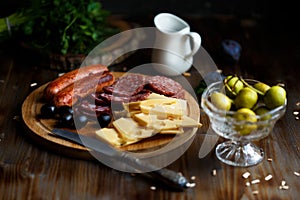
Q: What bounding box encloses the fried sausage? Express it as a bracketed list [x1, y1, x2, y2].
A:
[53, 71, 115, 107]
[44, 64, 108, 101]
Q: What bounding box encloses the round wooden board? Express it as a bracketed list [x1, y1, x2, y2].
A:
[21, 72, 200, 160]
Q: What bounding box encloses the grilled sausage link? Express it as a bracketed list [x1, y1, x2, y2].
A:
[44, 64, 108, 101]
[53, 71, 115, 107]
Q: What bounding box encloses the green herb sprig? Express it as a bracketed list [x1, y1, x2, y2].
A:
[15, 0, 119, 55]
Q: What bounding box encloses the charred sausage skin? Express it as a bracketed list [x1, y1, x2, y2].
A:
[52, 71, 115, 107]
[44, 64, 108, 101]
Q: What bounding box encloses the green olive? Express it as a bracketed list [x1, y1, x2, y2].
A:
[263, 85, 286, 109]
[234, 108, 257, 135]
[253, 82, 271, 95]
[210, 91, 232, 111]
[224, 75, 244, 98]
[254, 106, 271, 121]
[234, 87, 258, 109]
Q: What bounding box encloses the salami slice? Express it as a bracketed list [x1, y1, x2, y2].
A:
[99, 90, 151, 103]
[146, 76, 183, 97]
[112, 74, 146, 97]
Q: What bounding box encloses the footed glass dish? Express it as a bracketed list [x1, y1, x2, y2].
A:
[201, 80, 286, 167]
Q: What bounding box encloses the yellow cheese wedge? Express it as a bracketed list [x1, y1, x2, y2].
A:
[136, 129, 155, 138]
[147, 104, 184, 119]
[140, 98, 178, 106]
[95, 128, 123, 147]
[159, 120, 179, 130]
[151, 119, 178, 131]
[112, 117, 155, 140]
[159, 128, 184, 134]
[174, 116, 202, 128]
[123, 101, 141, 113]
[133, 113, 157, 126]
[146, 93, 170, 99]
[112, 118, 140, 141]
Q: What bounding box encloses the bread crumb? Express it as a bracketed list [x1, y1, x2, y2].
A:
[252, 190, 259, 195]
[182, 72, 191, 77]
[242, 171, 251, 179]
[30, 82, 37, 87]
[150, 186, 156, 190]
[264, 174, 273, 181]
[212, 169, 217, 176]
[251, 179, 260, 185]
[279, 185, 289, 190]
[186, 182, 196, 188]
[294, 171, 300, 177]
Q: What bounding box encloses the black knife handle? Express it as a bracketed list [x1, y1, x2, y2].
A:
[147, 168, 190, 191]
[121, 153, 190, 191]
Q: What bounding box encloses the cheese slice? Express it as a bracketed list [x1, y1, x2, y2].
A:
[147, 103, 184, 119]
[174, 116, 201, 128]
[133, 113, 157, 127]
[123, 101, 141, 113]
[160, 128, 184, 134]
[113, 118, 140, 141]
[95, 128, 123, 147]
[112, 117, 155, 141]
[151, 119, 178, 131]
[146, 93, 170, 99]
[134, 113, 179, 130]
[140, 98, 178, 106]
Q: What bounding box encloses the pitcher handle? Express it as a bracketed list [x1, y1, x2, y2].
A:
[186, 32, 201, 58]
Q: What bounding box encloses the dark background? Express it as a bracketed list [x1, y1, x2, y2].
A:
[1, 0, 297, 30]
[100, 0, 299, 36]
[102, 0, 267, 17]
[101, 0, 296, 22]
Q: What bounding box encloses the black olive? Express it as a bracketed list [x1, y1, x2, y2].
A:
[56, 106, 74, 118]
[58, 113, 75, 128]
[40, 103, 56, 118]
[97, 114, 111, 128]
[74, 115, 89, 129]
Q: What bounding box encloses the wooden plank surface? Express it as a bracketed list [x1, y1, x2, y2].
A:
[0, 15, 300, 199]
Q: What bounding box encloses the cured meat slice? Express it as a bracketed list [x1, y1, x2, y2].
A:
[146, 76, 183, 97]
[112, 74, 146, 96]
[98, 90, 152, 103]
[78, 99, 111, 117]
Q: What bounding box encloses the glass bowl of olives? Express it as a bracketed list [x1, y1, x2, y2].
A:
[201, 76, 287, 167]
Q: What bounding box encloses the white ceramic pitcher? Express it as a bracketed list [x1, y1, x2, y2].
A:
[152, 13, 201, 76]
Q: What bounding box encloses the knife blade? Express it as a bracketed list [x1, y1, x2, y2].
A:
[51, 128, 191, 191]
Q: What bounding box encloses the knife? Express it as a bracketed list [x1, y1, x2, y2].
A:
[51, 128, 191, 191]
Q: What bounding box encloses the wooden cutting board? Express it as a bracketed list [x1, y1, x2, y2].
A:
[21, 72, 200, 160]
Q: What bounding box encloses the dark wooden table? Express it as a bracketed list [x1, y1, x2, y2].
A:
[1, 15, 300, 199]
